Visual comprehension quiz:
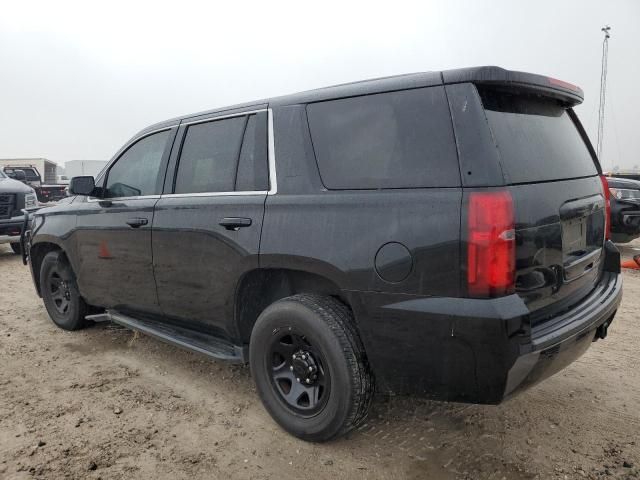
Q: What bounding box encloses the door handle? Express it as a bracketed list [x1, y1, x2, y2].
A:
[126, 218, 149, 228]
[219, 217, 252, 231]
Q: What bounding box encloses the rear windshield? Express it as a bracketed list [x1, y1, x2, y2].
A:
[479, 89, 598, 184]
[306, 86, 460, 189]
[7, 168, 40, 180]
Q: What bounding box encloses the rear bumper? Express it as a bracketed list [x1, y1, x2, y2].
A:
[504, 270, 620, 399]
[348, 251, 622, 403]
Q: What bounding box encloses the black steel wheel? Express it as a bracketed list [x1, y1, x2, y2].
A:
[48, 270, 72, 315]
[250, 294, 374, 442]
[40, 251, 88, 331]
[268, 330, 331, 416]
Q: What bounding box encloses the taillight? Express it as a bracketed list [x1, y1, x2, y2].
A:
[600, 175, 611, 240]
[467, 191, 515, 298]
[548, 77, 580, 92]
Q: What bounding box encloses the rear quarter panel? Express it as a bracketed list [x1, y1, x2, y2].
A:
[260, 190, 462, 296]
[261, 104, 463, 297]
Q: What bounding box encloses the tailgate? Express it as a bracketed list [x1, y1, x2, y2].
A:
[477, 86, 606, 319]
[510, 177, 605, 316]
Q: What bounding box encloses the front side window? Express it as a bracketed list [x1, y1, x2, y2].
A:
[105, 130, 170, 198]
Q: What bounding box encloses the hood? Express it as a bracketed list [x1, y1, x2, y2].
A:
[0, 175, 35, 194]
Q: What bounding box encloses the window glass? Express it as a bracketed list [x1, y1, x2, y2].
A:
[23, 168, 40, 181]
[174, 117, 246, 194]
[5, 168, 39, 181]
[479, 89, 597, 183]
[235, 114, 269, 191]
[306, 86, 460, 189]
[105, 130, 169, 198]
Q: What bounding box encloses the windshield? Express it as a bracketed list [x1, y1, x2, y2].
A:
[479, 88, 598, 184]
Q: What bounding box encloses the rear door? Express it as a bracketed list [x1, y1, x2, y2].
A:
[74, 129, 175, 315]
[469, 85, 605, 318]
[152, 110, 269, 337]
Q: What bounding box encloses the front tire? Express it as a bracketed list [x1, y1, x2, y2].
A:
[40, 251, 88, 331]
[250, 294, 374, 442]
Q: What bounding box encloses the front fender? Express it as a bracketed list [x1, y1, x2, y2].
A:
[29, 209, 79, 292]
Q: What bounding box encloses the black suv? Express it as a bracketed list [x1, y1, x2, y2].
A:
[24, 67, 622, 441]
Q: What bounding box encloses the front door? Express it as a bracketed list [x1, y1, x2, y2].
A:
[74, 128, 175, 315]
[152, 111, 270, 337]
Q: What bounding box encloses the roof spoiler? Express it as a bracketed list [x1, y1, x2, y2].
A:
[442, 66, 584, 106]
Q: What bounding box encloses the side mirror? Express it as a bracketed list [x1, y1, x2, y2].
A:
[69, 176, 96, 196]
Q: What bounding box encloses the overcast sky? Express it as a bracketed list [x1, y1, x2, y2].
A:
[0, 0, 637, 170]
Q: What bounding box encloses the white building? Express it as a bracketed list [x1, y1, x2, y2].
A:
[64, 160, 108, 179]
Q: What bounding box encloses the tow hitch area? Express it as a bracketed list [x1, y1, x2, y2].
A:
[594, 319, 612, 341]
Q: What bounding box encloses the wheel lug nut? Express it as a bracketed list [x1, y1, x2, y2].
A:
[308, 367, 313, 372]
[296, 378, 300, 382]
[306, 379, 311, 384]
[301, 355, 306, 360]
[289, 366, 294, 371]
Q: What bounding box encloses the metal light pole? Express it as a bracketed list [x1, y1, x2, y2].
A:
[597, 25, 611, 164]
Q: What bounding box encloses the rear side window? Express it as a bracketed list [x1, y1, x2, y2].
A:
[235, 113, 269, 191]
[306, 86, 460, 189]
[175, 117, 246, 194]
[479, 89, 598, 184]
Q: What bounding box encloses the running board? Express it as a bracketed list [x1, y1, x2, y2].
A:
[86, 311, 246, 363]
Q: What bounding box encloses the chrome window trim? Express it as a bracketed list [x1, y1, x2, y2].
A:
[181, 108, 267, 127]
[159, 107, 277, 199]
[267, 108, 277, 195]
[87, 194, 161, 203]
[160, 191, 267, 199]
[86, 107, 278, 202]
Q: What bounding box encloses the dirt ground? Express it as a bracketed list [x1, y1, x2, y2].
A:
[1, 242, 639, 480]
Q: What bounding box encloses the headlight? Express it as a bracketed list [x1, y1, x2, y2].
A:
[24, 192, 38, 208]
[609, 188, 640, 201]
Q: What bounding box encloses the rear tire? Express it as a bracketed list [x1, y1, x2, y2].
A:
[40, 251, 88, 331]
[10, 242, 21, 255]
[250, 294, 374, 442]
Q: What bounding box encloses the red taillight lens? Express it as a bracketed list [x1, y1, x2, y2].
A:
[548, 77, 579, 92]
[467, 191, 515, 298]
[600, 175, 611, 240]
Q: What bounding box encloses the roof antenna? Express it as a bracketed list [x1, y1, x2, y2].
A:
[597, 25, 611, 167]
